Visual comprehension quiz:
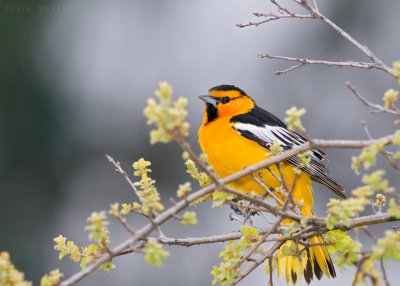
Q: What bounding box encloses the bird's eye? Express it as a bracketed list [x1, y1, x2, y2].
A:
[220, 96, 231, 104]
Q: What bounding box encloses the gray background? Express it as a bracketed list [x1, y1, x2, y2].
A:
[1, 0, 399, 285]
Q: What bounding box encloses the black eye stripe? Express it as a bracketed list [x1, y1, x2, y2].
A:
[218, 95, 243, 104]
[220, 96, 231, 104]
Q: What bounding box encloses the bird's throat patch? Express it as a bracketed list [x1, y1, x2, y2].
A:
[206, 103, 218, 124]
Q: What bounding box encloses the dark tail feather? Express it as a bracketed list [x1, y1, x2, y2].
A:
[315, 175, 347, 199]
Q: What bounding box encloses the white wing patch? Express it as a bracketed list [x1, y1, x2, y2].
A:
[233, 123, 304, 147]
[233, 123, 325, 160]
[232, 122, 345, 198]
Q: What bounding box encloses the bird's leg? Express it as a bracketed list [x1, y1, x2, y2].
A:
[229, 197, 259, 220]
[230, 198, 245, 216]
[229, 213, 244, 224]
[244, 211, 253, 227]
[229, 201, 253, 226]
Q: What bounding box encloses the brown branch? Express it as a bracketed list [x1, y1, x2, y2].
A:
[105, 154, 138, 192]
[310, 135, 395, 149]
[115, 216, 136, 235]
[241, 0, 398, 78]
[59, 144, 313, 286]
[346, 82, 400, 116]
[237, 13, 313, 28]
[380, 258, 391, 286]
[234, 219, 283, 271]
[233, 241, 284, 285]
[61, 134, 399, 286]
[258, 53, 380, 75]
[119, 212, 400, 256]
[252, 173, 283, 204]
[295, 0, 395, 78]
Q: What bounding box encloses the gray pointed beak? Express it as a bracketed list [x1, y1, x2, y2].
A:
[198, 95, 218, 107]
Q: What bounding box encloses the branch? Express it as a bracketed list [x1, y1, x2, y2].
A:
[105, 154, 138, 192]
[59, 144, 312, 286]
[60, 134, 398, 285]
[346, 81, 400, 116]
[295, 0, 395, 78]
[233, 241, 284, 285]
[236, 13, 313, 28]
[258, 53, 381, 75]
[241, 0, 398, 78]
[236, 0, 313, 28]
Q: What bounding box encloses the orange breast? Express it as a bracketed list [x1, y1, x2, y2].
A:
[198, 117, 313, 207]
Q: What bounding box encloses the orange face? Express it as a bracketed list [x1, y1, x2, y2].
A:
[200, 88, 254, 125]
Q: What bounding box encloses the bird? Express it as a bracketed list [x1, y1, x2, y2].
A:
[197, 84, 346, 285]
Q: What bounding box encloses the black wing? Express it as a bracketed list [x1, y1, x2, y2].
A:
[231, 105, 346, 199]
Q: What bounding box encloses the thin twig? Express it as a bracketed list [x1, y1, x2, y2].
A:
[234, 218, 283, 270]
[241, 0, 398, 78]
[268, 256, 274, 286]
[105, 154, 138, 192]
[258, 53, 380, 74]
[252, 174, 284, 204]
[237, 13, 313, 28]
[116, 216, 136, 235]
[233, 241, 284, 285]
[380, 258, 391, 286]
[296, 0, 395, 78]
[346, 82, 400, 115]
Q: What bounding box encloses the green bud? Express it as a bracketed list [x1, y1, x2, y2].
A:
[383, 89, 398, 109]
[181, 211, 198, 225]
[143, 239, 169, 267]
[284, 106, 306, 132]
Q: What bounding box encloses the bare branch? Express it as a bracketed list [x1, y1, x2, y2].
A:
[380, 258, 392, 286]
[233, 241, 284, 285]
[258, 53, 380, 75]
[61, 133, 399, 286]
[240, 0, 399, 78]
[105, 154, 138, 192]
[234, 219, 282, 271]
[296, 0, 395, 78]
[237, 13, 313, 28]
[346, 82, 400, 116]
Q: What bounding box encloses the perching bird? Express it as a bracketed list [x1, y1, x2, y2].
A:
[198, 85, 346, 285]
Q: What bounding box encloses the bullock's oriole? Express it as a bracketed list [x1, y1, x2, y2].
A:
[198, 85, 346, 285]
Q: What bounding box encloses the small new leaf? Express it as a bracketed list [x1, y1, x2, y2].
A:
[388, 198, 400, 219]
[393, 130, 400, 146]
[268, 140, 283, 156]
[144, 81, 190, 144]
[326, 197, 368, 230]
[85, 211, 110, 245]
[177, 182, 192, 198]
[132, 158, 164, 215]
[284, 106, 306, 132]
[212, 191, 235, 208]
[353, 139, 388, 173]
[383, 89, 398, 109]
[325, 230, 361, 268]
[181, 211, 198, 225]
[53, 235, 81, 262]
[371, 230, 400, 261]
[40, 269, 63, 286]
[0, 252, 32, 286]
[185, 159, 211, 187]
[143, 239, 169, 267]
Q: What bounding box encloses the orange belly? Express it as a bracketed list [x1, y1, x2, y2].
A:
[198, 116, 313, 206]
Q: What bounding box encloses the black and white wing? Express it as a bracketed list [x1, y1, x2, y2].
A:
[231, 105, 346, 199]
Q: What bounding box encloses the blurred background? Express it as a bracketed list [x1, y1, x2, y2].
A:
[1, 0, 399, 285]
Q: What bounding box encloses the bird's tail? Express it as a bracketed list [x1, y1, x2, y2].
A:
[277, 209, 336, 285]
